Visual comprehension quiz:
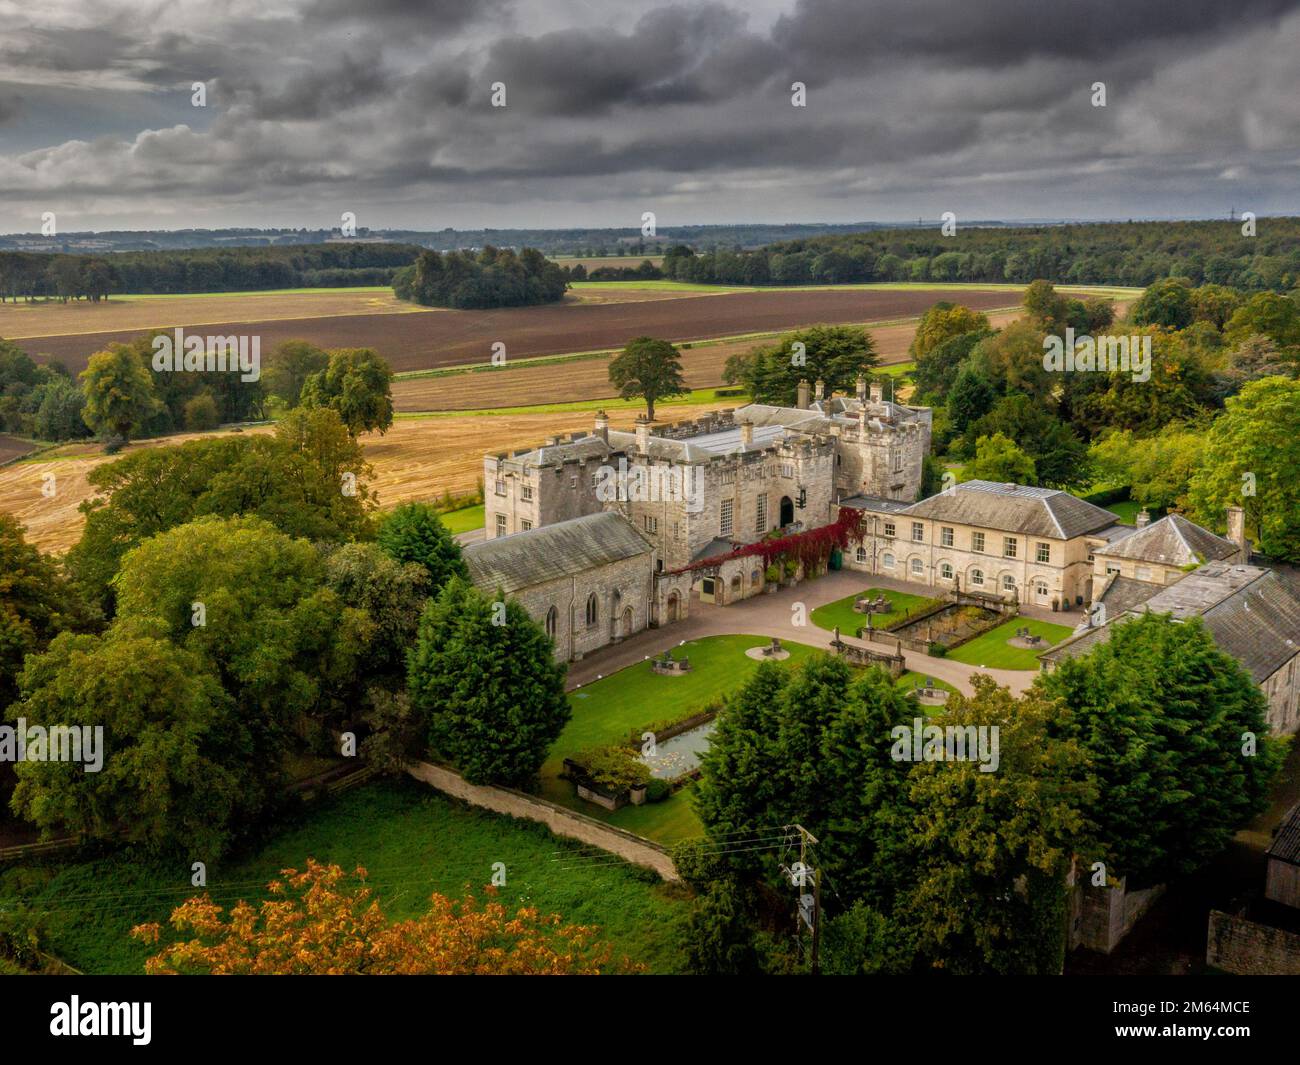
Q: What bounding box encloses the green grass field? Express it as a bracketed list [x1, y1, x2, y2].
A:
[944, 617, 1074, 670]
[0, 780, 691, 974]
[112, 285, 394, 301]
[569, 280, 1142, 298]
[439, 503, 484, 533]
[540, 635, 823, 841]
[810, 587, 941, 637]
[395, 387, 745, 420]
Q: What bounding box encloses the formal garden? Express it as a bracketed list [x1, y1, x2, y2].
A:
[809, 586, 942, 637]
[539, 634, 820, 842]
[944, 616, 1074, 670]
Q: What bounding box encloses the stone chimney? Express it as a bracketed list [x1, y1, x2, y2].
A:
[796, 379, 810, 409]
[1135, 507, 1150, 528]
[855, 374, 867, 402]
[1226, 505, 1248, 561]
[870, 382, 883, 404]
[814, 378, 826, 402]
[635, 415, 650, 453]
[593, 409, 609, 444]
[740, 421, 753, 447]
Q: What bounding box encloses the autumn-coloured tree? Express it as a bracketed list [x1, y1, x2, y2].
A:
[132, 860, 638, 975]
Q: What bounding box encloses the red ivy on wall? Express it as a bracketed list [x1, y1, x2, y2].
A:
[668, 506, 869, 576]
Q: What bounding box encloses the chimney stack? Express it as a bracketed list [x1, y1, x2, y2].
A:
[870, 381, 883, 404]
[814, 378, 826, 402]
[1135, 507, 1150, 528]
[1226, 505, 1249, 561]
[594, 410, 609, 444]
[635, 415, 650, 453]
[856, 374, 867, 402]
[740, 421, 753, 447]
[796, 379, 810, 409]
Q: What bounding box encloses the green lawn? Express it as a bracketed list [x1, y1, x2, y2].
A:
[944, 617, 1075, 670]
[541, 635, 822, 842]
[810, 587, 941, 637]
[439, 503, 484, 533]
[895, 671, 960, 716]
[895, 670, 959, 695]
[0, 780, 691, 974]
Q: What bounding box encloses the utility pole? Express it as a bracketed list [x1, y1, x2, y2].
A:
[781, 823, 822, 975]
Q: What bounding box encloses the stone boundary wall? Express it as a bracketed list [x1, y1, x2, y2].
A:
[406, 760, 679, 882]
[1207, 909, 1300, 975]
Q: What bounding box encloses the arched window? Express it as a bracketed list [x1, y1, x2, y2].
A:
[1002, 575, 1016, 592]
[585, 593, 598, 628]
[1034, 580, 1050, 598]
[939, 562, 954, 580]
[855, 546, 867, 563]
[883, 552, 896, 569]
[545, 606, 558, 639]
[970, 568, 985, 586]
[910, 558, 923, 576]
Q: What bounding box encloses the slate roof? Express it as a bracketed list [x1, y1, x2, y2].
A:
[1040, 561, 1300, 684]
[868, 480, 1118, 540]
[1096, 514, 1239, 566]
[508, 435, 615, 466]
[462, 512, 652, 595]
[1268, 802, 1300, 866]
[840, 494, 915, 514]
[1096, 574, 1163, 616]
[692, 537, 739, 563]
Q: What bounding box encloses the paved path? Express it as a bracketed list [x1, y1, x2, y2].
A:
[454, 528, 485, 546]
[567, 570, 1042, 696]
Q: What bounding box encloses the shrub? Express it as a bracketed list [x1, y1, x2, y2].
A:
[645, 778, 672, 803]
[927, 641, 948, 657]
[571, 745, 651, 793]
[182, 392, 221, 431]
[764, 563, 782, 583]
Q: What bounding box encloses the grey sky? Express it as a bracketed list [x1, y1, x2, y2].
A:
[0, 0, 1296, 231]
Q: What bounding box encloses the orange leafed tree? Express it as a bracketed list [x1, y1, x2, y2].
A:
[131, 859, 640, 975]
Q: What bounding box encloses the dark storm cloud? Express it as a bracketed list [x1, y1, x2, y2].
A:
[481, 4, 777, 115]
[772, 0, 1300, 70]
[0, 0, 1297, 228]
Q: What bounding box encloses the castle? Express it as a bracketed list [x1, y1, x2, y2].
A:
[465, 376, 930, 653]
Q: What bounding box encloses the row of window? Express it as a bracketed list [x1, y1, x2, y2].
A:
[880, 521, 1051, 562]
[857, 546, 1053, 597]
[543, 592, 615, 638]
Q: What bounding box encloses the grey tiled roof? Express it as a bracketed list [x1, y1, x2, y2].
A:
[1041, 562, 1300, 685]
[1097, 574, 1162, 616]
[1268, 802, 1300, 866]
[840, 494, 915, 514]
[897, 481, 1118, 539]
[1096, 514, 1238, 566]
[463, 512, 652, 595]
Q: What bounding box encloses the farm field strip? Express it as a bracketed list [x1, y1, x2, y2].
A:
[15, 286, 1040, 376]
[390, 307, 1025, 412]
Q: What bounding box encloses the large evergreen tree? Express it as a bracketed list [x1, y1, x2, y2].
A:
[1036, 612, 1283, 886]
[407, 578, 568, 787]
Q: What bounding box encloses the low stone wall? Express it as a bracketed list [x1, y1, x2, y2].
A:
[1070, 877, 1165, 954]
[406, 760, 678, 881]
[1207, 909, 1300, 975]
[831, 639, 906, 678]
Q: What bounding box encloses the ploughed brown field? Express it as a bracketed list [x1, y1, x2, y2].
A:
[392, 308, 1026, 411]
[17, 287, 1020, 376]
[0, 434, 37, 463]
[0, 400, 736, 554]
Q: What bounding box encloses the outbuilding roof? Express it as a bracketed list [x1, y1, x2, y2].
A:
[462, 512, 652, 595]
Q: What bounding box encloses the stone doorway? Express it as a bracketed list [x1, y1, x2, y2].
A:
[780, 495, 795, 526]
